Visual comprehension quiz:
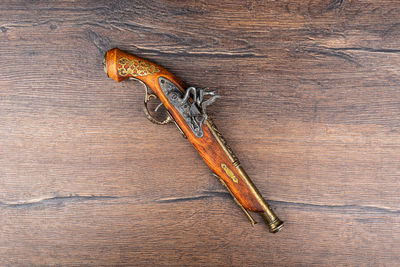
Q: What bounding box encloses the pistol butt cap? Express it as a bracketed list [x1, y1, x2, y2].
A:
[104, 48, 127, 82]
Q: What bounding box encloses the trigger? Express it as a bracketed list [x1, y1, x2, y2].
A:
[154, 102, 164, 112]
[143, 90, 172, 125]
[143, 99, 172, 125]
[128, 76, 186, 137]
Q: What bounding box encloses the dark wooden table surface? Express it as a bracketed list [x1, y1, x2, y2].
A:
[1, 1, 399, 266]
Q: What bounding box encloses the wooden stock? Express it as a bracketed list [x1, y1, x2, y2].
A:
[105, 48, 283, 231]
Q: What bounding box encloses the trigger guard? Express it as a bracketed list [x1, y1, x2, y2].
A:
[128, 77, 173, 125]
[143, 94, 172, 125]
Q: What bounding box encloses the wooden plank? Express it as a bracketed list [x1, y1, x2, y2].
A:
[0, 0, 399, 265]
[0, 199, 398, 266]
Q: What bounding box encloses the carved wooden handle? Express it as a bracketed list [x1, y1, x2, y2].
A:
[105, 48, 283, 232]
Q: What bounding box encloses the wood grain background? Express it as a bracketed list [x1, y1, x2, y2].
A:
[0, 0, 399, 266]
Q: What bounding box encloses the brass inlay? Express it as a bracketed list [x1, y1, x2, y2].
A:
[206, 119, 238, 163]
[118, 57, 160, 77]
[221, 163, 238, 183]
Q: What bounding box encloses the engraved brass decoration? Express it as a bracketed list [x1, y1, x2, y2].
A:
[206, 119, 239, 164]
[221, 163, 238, 183]
[118, 57, 160, 77]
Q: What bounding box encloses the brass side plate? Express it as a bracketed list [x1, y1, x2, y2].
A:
[221, 163, 238, 183]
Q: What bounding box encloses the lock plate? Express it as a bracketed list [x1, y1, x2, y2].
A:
[159, 77, 205, 138]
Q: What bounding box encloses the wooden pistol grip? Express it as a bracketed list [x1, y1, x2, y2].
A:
[105, 48, 186, 119]
[105, 47, 184, 90]
[105, 48, 283, 232]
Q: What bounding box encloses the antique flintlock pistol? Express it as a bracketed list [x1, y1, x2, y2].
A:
[104, 48, 283, 233]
